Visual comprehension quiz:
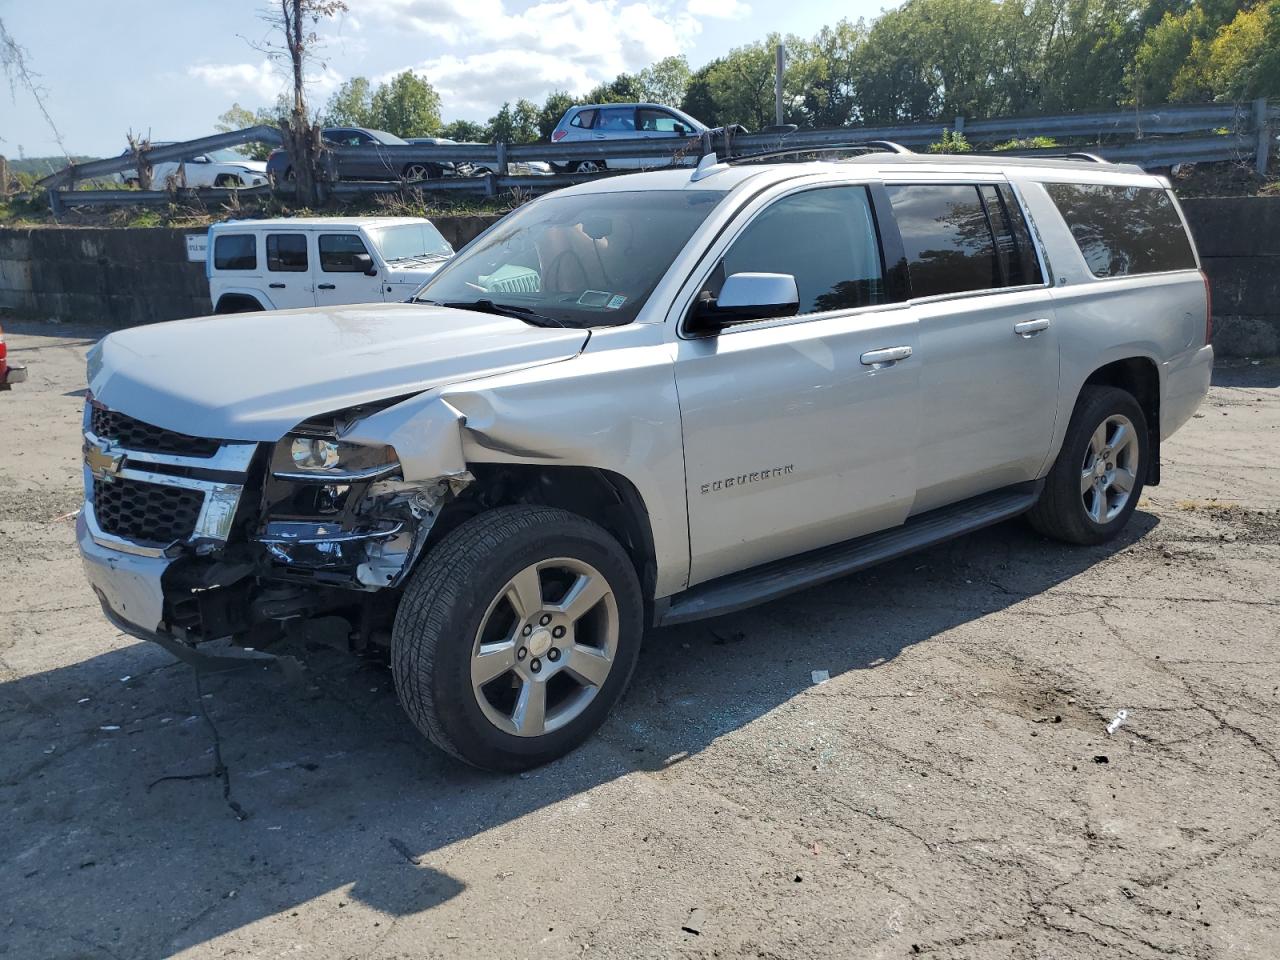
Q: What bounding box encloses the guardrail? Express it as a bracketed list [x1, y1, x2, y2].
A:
[38, 99, 1276, 212]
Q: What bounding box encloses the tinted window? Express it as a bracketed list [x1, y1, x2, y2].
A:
[638, 109, 685, 134]
[721, 186, 888, 314]
[569, 109, 597, 129]
[980, 184, 1042, 287]
[213, 234, 256, 271]
[319, 234, 371, 272]
[887, 185, 998, 298]
[1045, 183, 1196, 277]
[267, 233, 308, 272]
[597, 107, 636, 132]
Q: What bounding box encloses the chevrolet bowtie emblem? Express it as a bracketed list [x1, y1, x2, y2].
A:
[84, 441, 123, 482]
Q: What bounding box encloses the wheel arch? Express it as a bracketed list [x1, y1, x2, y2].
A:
[427, 462, 659, 614]
[1080, 356, 1161, 485]
[213, 292, 269, 314]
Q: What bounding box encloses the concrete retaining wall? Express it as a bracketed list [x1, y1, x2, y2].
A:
[0, 215, 502, 328]
[1, 204, 1276, 356]
[1180, 198, 1280, 357]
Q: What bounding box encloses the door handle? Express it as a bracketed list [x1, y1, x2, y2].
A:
[268, 282, 286, 289]
[860, 345, 913, 367]
[1014, 318, 1051, 337]
[317, 283, 336, 290]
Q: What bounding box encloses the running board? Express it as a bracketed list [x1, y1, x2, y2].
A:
[654, 480, 1043, 627]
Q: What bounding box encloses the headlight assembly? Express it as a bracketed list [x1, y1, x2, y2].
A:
[272, 435, 400, 482]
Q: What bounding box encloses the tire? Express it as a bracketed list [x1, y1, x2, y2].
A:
[573, 160, 604, 174]
[1028, 385, 1149, 545]
[402, 163, 437, 182]
[392, 505, 644, 772]
[213, 295, 264, 314]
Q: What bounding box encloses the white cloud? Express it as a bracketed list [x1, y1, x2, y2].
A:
[392, 0, 699, 116]
[187, 60, 282, 101]
[369, 0, 505, 43]
[686, 0, 750, 18]
[186, 60, 343, 106]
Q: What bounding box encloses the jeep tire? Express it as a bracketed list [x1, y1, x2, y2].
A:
[392, 505, 643, 771]
[1029, 385, 1149, 545]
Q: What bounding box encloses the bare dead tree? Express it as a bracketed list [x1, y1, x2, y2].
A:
[258, 0, 347, 205]
[0, 17, 71, 167]
[125, 130, 154, 190]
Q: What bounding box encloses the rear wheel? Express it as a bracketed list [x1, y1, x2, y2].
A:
[392, 506, 643, 771]
[572, 159, 603, 174]
[1028, 385, 1148, 545]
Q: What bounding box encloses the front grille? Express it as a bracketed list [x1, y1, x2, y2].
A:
[93, 476, 204, 543]
[90, 407, 221, 458]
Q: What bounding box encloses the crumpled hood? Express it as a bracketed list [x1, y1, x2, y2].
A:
[88, 301, 588, 441]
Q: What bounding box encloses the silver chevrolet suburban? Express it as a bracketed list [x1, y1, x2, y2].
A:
[79, 148, 1213, 771]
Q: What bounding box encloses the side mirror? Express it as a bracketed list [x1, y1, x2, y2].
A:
[690, 272, 799, 333]
[353, 252, 377, 277]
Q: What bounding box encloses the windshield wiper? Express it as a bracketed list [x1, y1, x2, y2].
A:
[436, 299, 568, 328]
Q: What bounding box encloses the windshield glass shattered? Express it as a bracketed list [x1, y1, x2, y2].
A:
[371, 223, 454, 263]
[414, 189, 724, 327]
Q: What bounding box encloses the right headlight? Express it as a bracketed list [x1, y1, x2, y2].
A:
[272, 435, 400, 482]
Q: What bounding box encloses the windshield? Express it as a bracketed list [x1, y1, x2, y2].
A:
[371, 223, 454, 262]
[207, 148, 255, 163]
[414, 189, 723, 327]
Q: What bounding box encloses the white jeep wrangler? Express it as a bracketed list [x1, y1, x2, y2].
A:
[80, 149, 1212, 771]
[207, 216, 454, 313]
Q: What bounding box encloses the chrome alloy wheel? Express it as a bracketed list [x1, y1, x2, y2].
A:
[470, 558, 619, 737]
[1081, 413, 1140, 524]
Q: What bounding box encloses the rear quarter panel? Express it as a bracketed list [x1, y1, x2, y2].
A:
[1015, 178, 1209, 464]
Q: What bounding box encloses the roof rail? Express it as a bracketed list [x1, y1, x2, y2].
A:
[724, 140, 913, 165]
[1032, 151, 1109, 163]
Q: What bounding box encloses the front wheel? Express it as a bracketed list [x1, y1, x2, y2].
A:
[392, 506, 643, 771]
[1028, 385, 1149, 545]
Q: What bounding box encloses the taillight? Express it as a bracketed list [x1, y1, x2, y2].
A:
[552, 130, 567, 141]
[0, 324, 7, 375]
[1201, 269, 1212, 344]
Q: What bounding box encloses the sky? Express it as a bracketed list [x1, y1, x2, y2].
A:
[1, 0, 889, 161]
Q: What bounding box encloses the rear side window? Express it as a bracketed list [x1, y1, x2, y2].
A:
[721, 186, 889, 314]
[1045, 183, 1196, 277]
[887, 185, 998, 298]
[213, 234, 256, 271]
[569, 109, 596, 129]
[267, 234, 308, 272]
[319, 234, 371, 272]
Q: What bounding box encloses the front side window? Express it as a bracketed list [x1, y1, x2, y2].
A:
[718, 186, 889, 315]
[416, 190, 723, 327]
[1045, 182, 1196, 277]
[887, 184, 999, 298]
[213, 234, 256, 271]
[319, 234, 371, 272]
[638, 109, 685, 134]
[267, 233, 308, 272]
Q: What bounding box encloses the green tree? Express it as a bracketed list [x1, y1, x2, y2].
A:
[538, 90, 577, 139]
[637, 55, 692, 106]
[367, 70, 441, 137]
[215, 102, 275, 160]
[486, 100, 540, 143]
[680, 60, 722, 125]
[585, 73, 641, 103]
[438, 119, 487, 142]
[1204, 1, 1280, 100]
[322, 76, 373, 126]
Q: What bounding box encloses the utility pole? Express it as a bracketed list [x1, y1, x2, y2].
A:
[774, 43, 785, 128]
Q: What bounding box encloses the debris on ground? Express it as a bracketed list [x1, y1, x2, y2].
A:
[1106, 709, 1129, 735]
[811, 670, 831, 685]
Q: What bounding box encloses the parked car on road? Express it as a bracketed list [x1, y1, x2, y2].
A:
[0, 322, 26, 390]
[267, 128, 450, 185]
[549, 102, 708, 172]
[79, 149, 1212, 772]
[207, 216, 454, 313]
[117, 145, 268, 189]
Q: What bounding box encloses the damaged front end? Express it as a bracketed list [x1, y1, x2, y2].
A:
[79, 395, 472, 667]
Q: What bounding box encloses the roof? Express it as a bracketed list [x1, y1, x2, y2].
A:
[557, 149, 1159, 199]
[211, 216, 434, 231]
